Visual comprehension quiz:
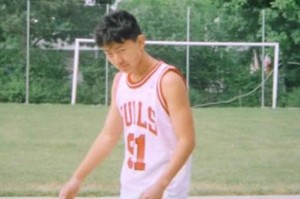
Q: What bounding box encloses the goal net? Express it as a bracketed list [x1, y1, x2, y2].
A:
[71, 38, 279, 108]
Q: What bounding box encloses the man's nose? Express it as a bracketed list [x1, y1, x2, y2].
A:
[114, 54, 124, 65]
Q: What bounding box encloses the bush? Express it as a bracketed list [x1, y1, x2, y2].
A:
[0, 73, 25, 103]
[29, 49, 71, 103]
[0, 49, 25, 103]
[286, 87, 300, 107]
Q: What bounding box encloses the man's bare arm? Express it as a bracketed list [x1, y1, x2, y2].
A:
[59, 73, 123, 199]
[141, 71, 196, 198]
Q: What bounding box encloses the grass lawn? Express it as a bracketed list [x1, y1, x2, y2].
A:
[0, 103, 299, 196]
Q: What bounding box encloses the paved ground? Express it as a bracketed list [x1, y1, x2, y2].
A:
[0, 196, 299, 199]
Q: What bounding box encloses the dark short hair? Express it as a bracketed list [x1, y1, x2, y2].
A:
[95, 10, 142, 46]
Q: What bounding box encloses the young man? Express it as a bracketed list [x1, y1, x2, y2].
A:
[59, 10, 195, 199]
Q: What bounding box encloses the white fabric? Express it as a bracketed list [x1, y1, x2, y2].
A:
[115, 62, 192, 199]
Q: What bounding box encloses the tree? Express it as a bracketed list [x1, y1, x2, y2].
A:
[265, 0, 300, 90]
[0, 0, 110, 103]
[214, 0, 300, 106]
[1, 0, 298, 106]
[29, 0, 108, 47]
[0, 0, 27, 102]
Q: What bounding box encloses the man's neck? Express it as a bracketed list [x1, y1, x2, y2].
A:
[130, 53, 158, 82]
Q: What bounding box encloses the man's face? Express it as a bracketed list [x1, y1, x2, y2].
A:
[103, 35, 145, 73]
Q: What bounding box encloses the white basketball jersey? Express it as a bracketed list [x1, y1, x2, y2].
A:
[115, 62, 192, 199]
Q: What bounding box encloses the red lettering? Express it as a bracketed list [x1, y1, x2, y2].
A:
[148, 107, 157, 135]
[124, 102, 132, 127]
[137, 102, 147, 129]
[134, 134, 146, 170]
[127, 133, 134, 169]
[120, 101, 157, 136]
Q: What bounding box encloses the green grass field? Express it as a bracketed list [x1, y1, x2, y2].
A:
[0, 103, 299, 197]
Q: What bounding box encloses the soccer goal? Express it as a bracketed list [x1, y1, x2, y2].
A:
[71, 38, 279, 108]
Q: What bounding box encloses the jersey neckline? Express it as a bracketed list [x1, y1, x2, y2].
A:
[126, 61, 162, 88]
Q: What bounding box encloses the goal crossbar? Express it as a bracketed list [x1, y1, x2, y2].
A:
[146, 40, 278, 47]
[71, 38, 279, 108]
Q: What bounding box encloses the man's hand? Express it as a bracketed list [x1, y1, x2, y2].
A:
[59, 177, 82, 199]
[140, 183, 165, 199]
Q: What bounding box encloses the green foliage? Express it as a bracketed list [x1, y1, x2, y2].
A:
[0, 0, 26, 49]
[0, 49, 25, 102]
[264, 2, 300, 89]
[215, 0, 300, 106]
[286, 87, 300, 107]
[0, 0, 299, 106]
[29, 0, 107, 47]
[120, 0, 187, 41]
[76, 52, 106, 104]
[0, 73, 25, 103]
[29, 49, 71, 103]
[189, 87, 204, 106]
[0, 0, 109, 104]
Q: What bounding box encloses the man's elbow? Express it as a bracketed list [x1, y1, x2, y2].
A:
[182, 135, 196, 154]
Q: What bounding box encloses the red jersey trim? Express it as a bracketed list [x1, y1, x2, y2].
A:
[127, 61, 162, 89]
[157, 66, 186, 114]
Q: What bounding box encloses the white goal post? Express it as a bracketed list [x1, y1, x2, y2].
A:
[72, 38, 279, 108]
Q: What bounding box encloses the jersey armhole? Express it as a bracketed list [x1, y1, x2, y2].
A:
[157, 67, 186, 114]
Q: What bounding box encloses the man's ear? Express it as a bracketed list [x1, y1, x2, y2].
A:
[137, 34, 146, 49]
